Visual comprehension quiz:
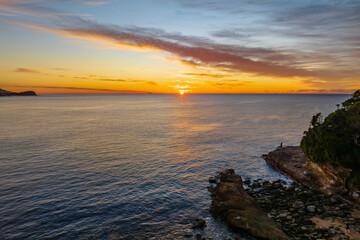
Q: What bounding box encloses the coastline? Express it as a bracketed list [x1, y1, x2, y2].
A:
[205, 146, 360, 240]
[263, 146, 359, 201]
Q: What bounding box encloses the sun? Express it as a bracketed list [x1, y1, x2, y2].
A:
[179, 90, 184, 95]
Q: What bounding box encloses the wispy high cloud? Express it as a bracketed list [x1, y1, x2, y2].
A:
[98, 78, 159, 86]
[14, 85, 146, 93]
[181, 73, 231, 79]
[0, 0, 90, 18]
[1, 0, 359, 91]
[210, 80, 252, 89]
[288, 89, 355, 94]
[14, 68, 41, 73]
[8, 18, 333, 79]
[83, 1, 107, 6]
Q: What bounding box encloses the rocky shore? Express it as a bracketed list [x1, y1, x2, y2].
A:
[195, 145, 360, 240]
[245, 178, 360, 240]
[263, 146, 359, 201]
[207, 170, 360, 240]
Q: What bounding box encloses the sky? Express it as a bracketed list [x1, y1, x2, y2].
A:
[0, 0, 359, 94]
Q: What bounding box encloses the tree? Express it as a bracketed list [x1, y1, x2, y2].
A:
[300, 90, 360, 186]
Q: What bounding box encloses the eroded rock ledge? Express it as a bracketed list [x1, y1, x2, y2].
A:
[208, 170, 289, 240]
[262, 146, 358, 199]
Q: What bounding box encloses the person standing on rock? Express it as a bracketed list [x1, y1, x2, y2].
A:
[346, 223, 350, 233]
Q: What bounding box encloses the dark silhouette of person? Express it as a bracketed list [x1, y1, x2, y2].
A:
[346, 223, 350, 233]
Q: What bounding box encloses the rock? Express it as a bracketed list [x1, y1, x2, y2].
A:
[207, 186, 215, 193]
[226, 168, 235, 175]
[180, 231, 193, 237]
[263, 146, 353, 196]
[191, 219, 206, 229]
[306, 205, 316, 213]
[195, 233, 202, 239]
[209, 177, 217, 184]
[210, 172, 289, 240]
[330, 195, 338, 203]
[352, 191, 359, 199]
[243, 178, 251, 185]
[293, 201, 304, 209]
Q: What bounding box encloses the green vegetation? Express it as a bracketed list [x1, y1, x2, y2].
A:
[300, 90, 360, 187]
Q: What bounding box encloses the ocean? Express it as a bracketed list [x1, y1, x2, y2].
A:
[0, 94, 349, 239]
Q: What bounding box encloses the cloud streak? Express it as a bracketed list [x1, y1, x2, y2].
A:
[83, 1, 107, 6]
[288, 89, 355, 94]
[10, 17, 333, 80]
[1, 0, 359, 91]
[15, 85, 146, 93]
[98, 78, 159, 86]
[182, 72, 231, 79]
[14, 68, 41, 73]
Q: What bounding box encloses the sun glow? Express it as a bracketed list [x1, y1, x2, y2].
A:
[179, 90, 184, 95]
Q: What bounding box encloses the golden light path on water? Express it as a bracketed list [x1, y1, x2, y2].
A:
[0, 94, 350, 239]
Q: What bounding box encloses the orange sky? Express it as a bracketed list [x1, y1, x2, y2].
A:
[0, 0, 359, 94]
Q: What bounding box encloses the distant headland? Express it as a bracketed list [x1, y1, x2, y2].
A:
[0, 88, 37, 96]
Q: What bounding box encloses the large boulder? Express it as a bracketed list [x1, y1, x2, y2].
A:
[210, 171, 289, 240]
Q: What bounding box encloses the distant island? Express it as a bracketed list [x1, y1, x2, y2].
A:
[0, 88, 37, 96]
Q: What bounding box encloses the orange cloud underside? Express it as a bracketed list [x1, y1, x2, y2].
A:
[1, 21, 358, 94]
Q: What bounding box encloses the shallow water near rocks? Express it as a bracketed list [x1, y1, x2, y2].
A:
[0, 94, 348, 239]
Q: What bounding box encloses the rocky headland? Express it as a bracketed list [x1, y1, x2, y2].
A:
[263, 146, 359, 201]
[203, 92, 360, 239]
[0, 88, 37, 96]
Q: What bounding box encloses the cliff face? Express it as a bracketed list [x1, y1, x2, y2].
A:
[263, 146, 359, 200]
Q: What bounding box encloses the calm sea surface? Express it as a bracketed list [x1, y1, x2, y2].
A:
[0, 94, 349, 239]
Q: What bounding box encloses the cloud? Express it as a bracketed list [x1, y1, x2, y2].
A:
[52, 68, 69, 71]
[0, 12, 17, 16]
[2, 0, 359, 89]
[182, 73, 231, 79]
[9, 18, 331, 79]
[14, 68, 41, 73]
[99, 78, 159, 86]
[15, 85, 146, 93]
[289, 89, 355, 94]
[181, 1, 360, 77]
[54, 74, 160, 86]
[0, 0, 90, 18]
[210, 80, 252, 89]
[83, 1, 107, 6]
[211, 30, 251, 40]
